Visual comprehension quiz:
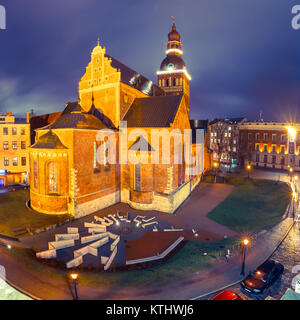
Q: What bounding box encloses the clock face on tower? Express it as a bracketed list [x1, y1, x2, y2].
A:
[168, 63, 175, 70]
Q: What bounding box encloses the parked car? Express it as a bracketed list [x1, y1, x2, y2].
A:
[240, 259, 284, 294]
[8, 183, 29, 192]
[209, 290, 243, 300]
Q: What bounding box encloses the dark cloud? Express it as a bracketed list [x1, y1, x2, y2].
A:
[0, 0, 299, 121]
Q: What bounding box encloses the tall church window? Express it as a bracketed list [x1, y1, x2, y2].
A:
[48, 162, 58, 193]
[134, 163, 141, 192]
[93, 141, 97, 168]
[173, 78, 176, 86]
[166, 79, 169, 87]
[34, 161, 38, 189]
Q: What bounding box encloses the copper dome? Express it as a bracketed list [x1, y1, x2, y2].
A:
[160, 54, 186, 71]
[168, 23, 180, 41]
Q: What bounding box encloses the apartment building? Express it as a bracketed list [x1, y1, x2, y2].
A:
[209, 117, 247, 170]
[238, 122, 300, 171]
[0, 112, 30, 186]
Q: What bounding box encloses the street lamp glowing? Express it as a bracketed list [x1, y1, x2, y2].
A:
[70, 273, 78, 281]
[289, 167, 294, 173]
[213, 162, 218, 168]
[295, 176, 298, 181]
[243, 239, 249, 246]
[246, 164, 251, 170]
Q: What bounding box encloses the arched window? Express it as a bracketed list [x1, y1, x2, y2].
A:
[48, 162, 58, 193]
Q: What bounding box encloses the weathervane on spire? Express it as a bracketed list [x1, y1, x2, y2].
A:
[97, 37, 100, 46]
[171, 16, 175, 24]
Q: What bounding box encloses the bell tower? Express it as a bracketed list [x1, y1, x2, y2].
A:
[156, 22, 191, 113]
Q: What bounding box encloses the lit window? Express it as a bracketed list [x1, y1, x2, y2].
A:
[12, 157, 17, 166]
[3, 141, 8, 150]
[12, 128, 17, 135]
[93, 142, 97, 168]
[48, 162, 58, 193]
[21, 128, 25, 135]
[12, 141, 17, 150]
[4, 158, 9, 166]
[21, 141, 26, 149]
[3, 127, 8, 135]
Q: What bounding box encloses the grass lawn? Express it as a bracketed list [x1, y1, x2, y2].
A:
[206, 177, 291, 232]
[0, 190, 71, 237]
[6, 237, 240, 289]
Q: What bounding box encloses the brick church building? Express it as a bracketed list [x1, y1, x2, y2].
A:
[29, 24, 206, 218]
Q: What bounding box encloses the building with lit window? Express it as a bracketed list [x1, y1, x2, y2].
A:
[238, 122, 300, 171]
[0, 112, 30, 186]
[29, 24, 206, 217]
[209, 117, 247, 170]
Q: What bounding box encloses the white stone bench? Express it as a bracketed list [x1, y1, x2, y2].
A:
[142, 221, 158, 229]
[101, 256, 109, 265]
[108, 214, 118, 223]
[133, 215, 146, 223]
[55, 233, 79, 241]
[142, 216, 156, 223]
[66, 256, 83, 269]
[104, 247, 117, 271]
[81, 233, 108, 244]
[67, 227, 78, 234]
[117, 212, 124, 219]
[88, 227, 106, 234]
[110, 236, 120, 251]
[36, 249, 56, 259]
[48, 239, 74, 250]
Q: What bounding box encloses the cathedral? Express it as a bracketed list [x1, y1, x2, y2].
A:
[29, 23, 206, 218]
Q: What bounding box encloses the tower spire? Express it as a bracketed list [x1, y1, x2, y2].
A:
[156, 22, 191, 113]
[97, 37, 100, 46]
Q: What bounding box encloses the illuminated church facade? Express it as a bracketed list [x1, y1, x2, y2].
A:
[29, 24, 206, 218]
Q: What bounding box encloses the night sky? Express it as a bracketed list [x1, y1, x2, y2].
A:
[0, 0, 299, 122]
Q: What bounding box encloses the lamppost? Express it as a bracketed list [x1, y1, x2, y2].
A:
[240, 238, 250, 276]
[70, 272, 79, 300]
[213, 162, 218, 183]
[289, 167, 294, 182]
[246, 164, 252, 180]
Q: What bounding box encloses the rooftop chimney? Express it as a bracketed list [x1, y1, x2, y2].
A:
[6, 112, 12, 116]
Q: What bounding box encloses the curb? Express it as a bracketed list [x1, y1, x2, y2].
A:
[189, 279, 243, 300]
[3, 276, 41, 300]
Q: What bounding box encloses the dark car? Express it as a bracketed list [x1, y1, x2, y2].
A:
[209, 290, 243, 300]
[8, 183, 29, 192]
[240, 259, 284, 295]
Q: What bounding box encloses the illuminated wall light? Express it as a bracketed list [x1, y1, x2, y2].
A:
[286, 126, 296, 140]
[156, 69, 192, 81]
[165, 48, 183, 55]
